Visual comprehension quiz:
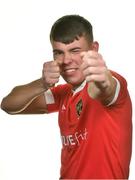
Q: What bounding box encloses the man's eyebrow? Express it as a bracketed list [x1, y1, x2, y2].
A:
[53, 47, 81, 53]
[53, 49, 63, 53]
[69, 47, 81, 51]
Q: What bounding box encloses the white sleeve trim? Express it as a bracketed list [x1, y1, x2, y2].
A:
[44, 89, 55, 104]
[107, 76, 121, 106]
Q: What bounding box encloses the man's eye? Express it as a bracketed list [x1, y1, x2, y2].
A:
[54, 51, 63, 56]
[71, 49, 81, 54]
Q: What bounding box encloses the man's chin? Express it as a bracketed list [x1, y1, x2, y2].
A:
[65, 79, 85, 87]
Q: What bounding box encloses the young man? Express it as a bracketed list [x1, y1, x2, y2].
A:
[1, 15, 132, 179]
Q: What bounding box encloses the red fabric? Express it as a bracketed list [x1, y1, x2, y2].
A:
[47, 72, 132, 179]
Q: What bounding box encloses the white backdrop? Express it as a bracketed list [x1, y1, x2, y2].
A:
[0, 0, 134, 179]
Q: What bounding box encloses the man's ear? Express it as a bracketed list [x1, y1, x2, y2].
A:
[91, 41, 99, 52]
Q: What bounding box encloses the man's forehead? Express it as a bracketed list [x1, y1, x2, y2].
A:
[52, 37, 88, 49]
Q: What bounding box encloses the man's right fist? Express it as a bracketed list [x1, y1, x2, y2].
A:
[42, 61, 61, 89]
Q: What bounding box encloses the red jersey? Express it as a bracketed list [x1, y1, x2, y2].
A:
[45, 72, 132, 179]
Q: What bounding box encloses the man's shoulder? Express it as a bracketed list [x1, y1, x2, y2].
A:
[54, 83, 72, 90]
[110, 70, 127, 86]
[50, 83, 72, 95]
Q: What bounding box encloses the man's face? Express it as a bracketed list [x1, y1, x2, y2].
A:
[51, 36, 95, 88]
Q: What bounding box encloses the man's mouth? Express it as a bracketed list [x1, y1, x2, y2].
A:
[64, 68, 77, 73]
[63, 68, 78, 75]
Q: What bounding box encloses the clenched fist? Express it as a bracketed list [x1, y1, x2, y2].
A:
[80, 50, 116, 104]
[42, 60, 61, 89]
[80, 51, 111, 89]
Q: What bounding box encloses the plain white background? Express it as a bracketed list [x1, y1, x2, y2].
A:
[0, 0, 134, 179]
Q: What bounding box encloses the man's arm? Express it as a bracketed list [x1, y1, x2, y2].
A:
[87, 72, 117, 105]
[1, 78, 48, 114]
[1, 60, 61, 114]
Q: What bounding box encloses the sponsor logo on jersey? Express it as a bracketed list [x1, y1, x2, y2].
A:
[61, 128, 88, 146]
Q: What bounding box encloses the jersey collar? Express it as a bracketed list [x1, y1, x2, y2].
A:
[72, 80, 86, 95]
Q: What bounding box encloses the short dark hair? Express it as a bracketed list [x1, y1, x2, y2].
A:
[50, 15, 93, 44]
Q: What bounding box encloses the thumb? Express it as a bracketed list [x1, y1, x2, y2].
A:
[80, 51, 87, 65]
[80, 51, 87, 58]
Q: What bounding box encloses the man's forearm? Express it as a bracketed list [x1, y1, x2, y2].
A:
[1, 78, 47, 114]
[87, 74, 117, 105]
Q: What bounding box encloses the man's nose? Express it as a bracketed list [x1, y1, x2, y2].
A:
[63, 53, 72, 64]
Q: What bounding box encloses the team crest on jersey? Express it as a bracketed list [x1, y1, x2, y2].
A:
[76, 99, 83, 117]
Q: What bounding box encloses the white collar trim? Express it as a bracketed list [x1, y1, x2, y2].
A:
[72, 81, 86, 95]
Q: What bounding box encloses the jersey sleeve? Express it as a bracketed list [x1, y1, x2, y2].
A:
[44, 84, 71, 113]
[111, 71, 131, 106]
